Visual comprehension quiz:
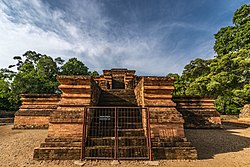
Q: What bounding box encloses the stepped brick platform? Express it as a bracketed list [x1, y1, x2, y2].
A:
[135, 77, 197, 160]
[32, 68, 198, 160]
[34, 76, 101, 160]
[0, 118, 14, 126]
[239, 104, 250, 122]
[13, 94, 61, 129]
[174, 97, 221, 128]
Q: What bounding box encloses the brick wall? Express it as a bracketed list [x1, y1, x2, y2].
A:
[174, 97, 221, 128]
[239, 104, 250, 121]
[13, 94, 60, 129]
[134, 76, 197, 160]
[48, 76, 92, 138]
[34, 75, 100, 160]
[14, 116, 49, 129]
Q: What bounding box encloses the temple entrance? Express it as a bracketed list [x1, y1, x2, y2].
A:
[81, 107, 152, 160]
[112, 76, 125, 89]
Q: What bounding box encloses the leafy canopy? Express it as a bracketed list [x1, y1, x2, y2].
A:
[0, 51, 99, 111]
[171, 4, 250, 114]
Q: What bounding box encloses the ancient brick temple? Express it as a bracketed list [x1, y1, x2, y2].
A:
[32, 68, 200, 160]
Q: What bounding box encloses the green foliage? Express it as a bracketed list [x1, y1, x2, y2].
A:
[60, 58, 89, 75]
[174, 5, 250, 115]
[89, 71, 99, 76]
[0, 69, 15, 111]
[0, 79, 11, 110]
[182, 58, 211, 82]
[176, 49, 250, 114]
[11, 52, 60, 95]
[7, 51, 62, 110]
[166, 73, 185, 96]
[214, 4, 250, 56]
[233, 4, 250, 26]
[0, 51, 97, 111]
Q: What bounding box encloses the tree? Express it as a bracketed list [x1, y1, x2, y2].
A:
[8, 51, 63, 109]
[10, 51, 61, 95]
[214, 4, 250, 56]
[175, 5, 250, 114]
[207, 49, 250, 114]
[0, 69, 16, 111]
[182, 58, 211, 82]
[89, 71, 99, 76]
[2, 50, 98, 111]
[166, 73, 186, 96]
[60, 58, 89, 75]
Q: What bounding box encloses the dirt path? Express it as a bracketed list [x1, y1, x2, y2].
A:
[0, 122, 250, 167]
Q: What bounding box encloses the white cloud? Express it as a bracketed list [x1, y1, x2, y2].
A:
[0, 0, 220, 75]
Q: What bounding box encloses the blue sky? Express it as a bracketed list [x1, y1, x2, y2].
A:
[0, 0, 249, 75]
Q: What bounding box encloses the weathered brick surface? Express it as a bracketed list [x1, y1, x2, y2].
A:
[14, 116, 50, 129]
[13, 94, 60, 129]
[95, 68, 136, 90]
[48, 124, 83, 137]
[152, 147, 197, 160]
[0, 118, 14, 126]
[33, 147, 81, 160]
[34, 76, 95, 160]
[134, 76, 197, 160]
[174, 97, 222, 128]
[239, 104, 250, 121]
[33, 69, 201, 160]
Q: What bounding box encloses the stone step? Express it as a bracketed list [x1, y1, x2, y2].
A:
[101, 90, 136, 97]
[88, 128, 145, 137]
[98, 101, 138, 106]
[90, 122, 143, 128]
[118, 129, 145, 137]
[45, 137, 81, 142]
[152, 147, 197, 160]
[40, 142, 82, 148]
[100, 97, 136, 103]
[100, 96, 136, 100]
[92, 108, 142, 113]
[151, 141, 192, 147]
[118, 122, 143, 128]
[89, 119, 143, 128]
[104, 89, 135, 93]
[88, 129, 114, 137]
[84, 146, 114, 158]
[85, 146, 148, 158]
[86, 136, 147, 147]
[33, 147, 81, 160]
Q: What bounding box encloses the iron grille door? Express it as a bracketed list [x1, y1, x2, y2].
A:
[82, 107, 151, 160]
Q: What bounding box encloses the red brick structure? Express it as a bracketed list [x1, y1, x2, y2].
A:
[34, 76, 101, 159]
[239, 104, 250, 122]
[135, 77, 197, 159]
[14, 94, 61, 129]
[33, 69, 198, 160]
[174, 97, 221, 128]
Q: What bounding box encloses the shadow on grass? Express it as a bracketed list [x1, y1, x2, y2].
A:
[185, 121, 250, 160]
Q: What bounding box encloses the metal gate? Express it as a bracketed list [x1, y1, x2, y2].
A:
[81, 107, 152, 160]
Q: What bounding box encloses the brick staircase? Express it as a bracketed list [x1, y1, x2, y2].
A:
[34, 138, 82, 160]
[98, 89, 137, 106]
[84, 107, 149, 159]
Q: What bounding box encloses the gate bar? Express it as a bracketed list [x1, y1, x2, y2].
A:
[114, 107, 118, 160]
[147, 109, 152, 161]
[81, 107, 86, 160]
